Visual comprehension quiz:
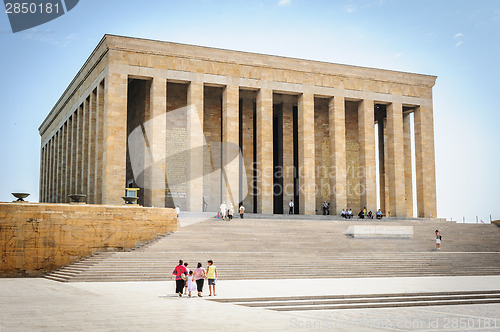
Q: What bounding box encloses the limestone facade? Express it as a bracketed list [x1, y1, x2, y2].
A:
[39, 35, 437, 217]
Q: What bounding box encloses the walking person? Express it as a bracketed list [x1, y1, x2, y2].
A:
[207, 259, 218, 296]
[193, 262, 206, 297]
[220, 202, 227, 220]
[239, 204, 245, 219]
[288, 200, 294, 214]
[170, 260, 188, 297]
[186, 271, 196, 297]
[435, 229, 442, 250]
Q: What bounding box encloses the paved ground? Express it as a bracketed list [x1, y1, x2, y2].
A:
[1, 276, 500, 331]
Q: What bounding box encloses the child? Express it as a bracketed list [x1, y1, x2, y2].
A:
[435, 230, 442, 250]
[187, 270, 196, 297]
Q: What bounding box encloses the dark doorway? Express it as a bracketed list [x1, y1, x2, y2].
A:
[273, 103, 284, 214]
[293, 105, 299, 214]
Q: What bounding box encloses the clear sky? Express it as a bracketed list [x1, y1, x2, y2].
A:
[1, 0, 499, 222]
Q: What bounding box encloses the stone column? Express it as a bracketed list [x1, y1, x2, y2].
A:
[39, 146, 45, 202]
[51, 136, 56, 202]
[44, 143, 49, 202]
[328, 96, 347, 214]
[76, 104, 84, 195]
[87, 89, 97, 204]
[61, 123, 67, 203]
[52, 133, 57, 202]
[102, 71, 128, 205]
[82, 98, 90, 201]
[55, 130, 61, 202]
[145, 77, 167, 207]
[222, 84, 240, 207]
[414, 105, 437, 218]
[47, 139, 52, 202]
[403, 112, 413, 217]
[51, 134, 56, 202]
[186, 80, 204, 212]
[298, 92, 316, 215]
[357, 99, 377, 213]
[95, 80, 105, 204]
[386, 102, 406, 217]
[256, 88, 273, 214]
[49, 135, 55, 202]
[70, 111, 77, 198]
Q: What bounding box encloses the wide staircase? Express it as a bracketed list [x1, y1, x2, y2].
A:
[44, 215, 500, 282]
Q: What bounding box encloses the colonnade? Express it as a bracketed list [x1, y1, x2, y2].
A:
[40, 80, 105, 205]
[40, 73, 437, 218]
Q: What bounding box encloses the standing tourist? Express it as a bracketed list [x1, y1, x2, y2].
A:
[170, 259, 188, 297]
[322, 201, 328, 215]
[239, 204, 245, 219]
[435, 230, 442, 250]
[220, 202, 227, 220]
[175, 205, 180, 219]
[207, 259, 218, 296]
[228, 203, 234, 221]
[193, 262, 206, 297]
[288, 200, 294, 214]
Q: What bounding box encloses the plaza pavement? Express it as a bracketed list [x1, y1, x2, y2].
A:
[1, 275, 500, 331]
[3, 214, 500, 331]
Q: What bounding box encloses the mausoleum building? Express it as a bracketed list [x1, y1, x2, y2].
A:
[39, 34, 437, 217]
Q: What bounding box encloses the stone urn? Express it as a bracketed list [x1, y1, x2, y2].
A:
[68, 194, 87, 203]
[12, 193, 30, 202]
[122, 196, 139, 204]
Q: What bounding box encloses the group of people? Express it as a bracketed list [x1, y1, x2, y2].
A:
[171, 259, 218, 297]
[340, 208, 383, 219]
[219, 202, 245, 220]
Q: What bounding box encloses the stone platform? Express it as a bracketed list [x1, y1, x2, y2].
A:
[0, 202, 176, 277]
[44, 214, 500, 282]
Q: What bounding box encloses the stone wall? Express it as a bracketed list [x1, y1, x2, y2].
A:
[0, 203, 176, 277]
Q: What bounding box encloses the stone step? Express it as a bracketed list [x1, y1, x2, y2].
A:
[43, 217, 500, 282]
[211, 290, 500, 311]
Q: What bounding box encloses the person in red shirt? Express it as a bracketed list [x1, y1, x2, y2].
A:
[170, 259, 188, 297]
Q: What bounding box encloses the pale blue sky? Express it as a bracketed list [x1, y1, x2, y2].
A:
[1, 0, 499, 222]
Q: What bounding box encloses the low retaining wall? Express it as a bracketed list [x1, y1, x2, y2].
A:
[0, 202, 176, 277]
